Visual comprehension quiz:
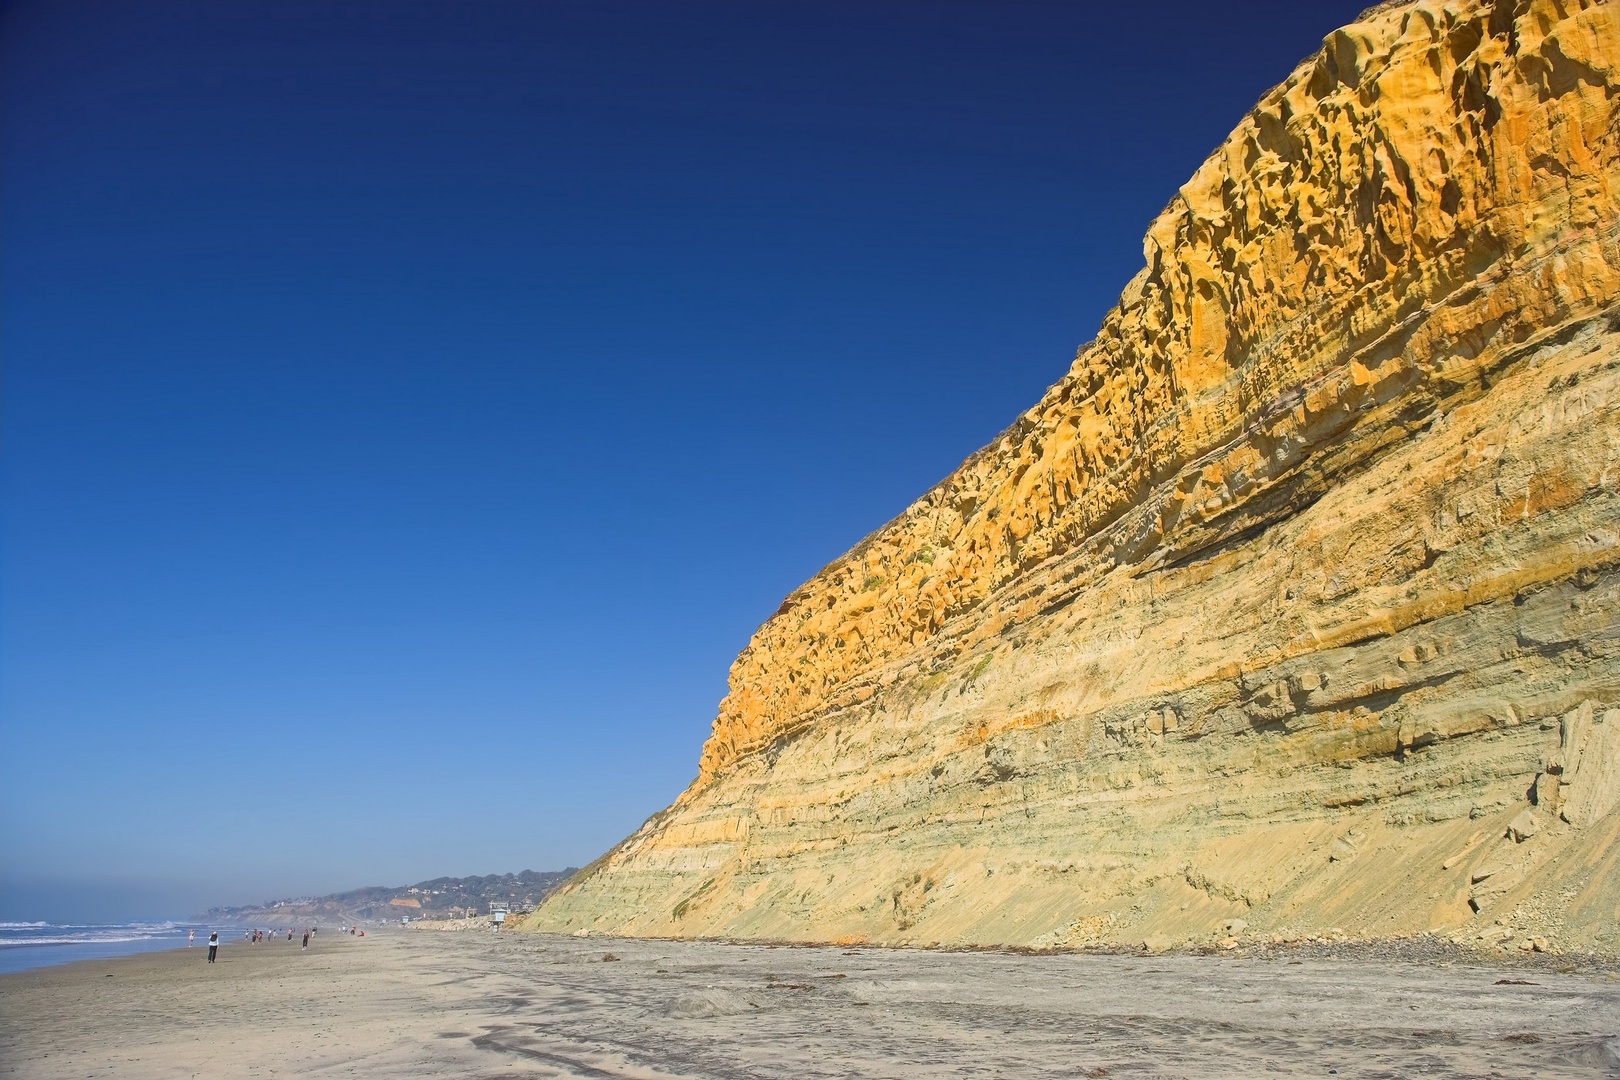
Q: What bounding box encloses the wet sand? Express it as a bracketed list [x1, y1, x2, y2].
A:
[1, 930, 1616, 1078]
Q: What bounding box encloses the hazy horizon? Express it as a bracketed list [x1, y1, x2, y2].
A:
[2, 0, 1371, 924]
[7, 865, 578, 925]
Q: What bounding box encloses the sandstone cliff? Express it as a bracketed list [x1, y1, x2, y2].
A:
[532, 0, 1620, 953]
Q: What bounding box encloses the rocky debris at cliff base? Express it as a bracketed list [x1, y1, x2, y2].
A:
[404, 917, 498, 932]
[1187, 935, 1617, 973]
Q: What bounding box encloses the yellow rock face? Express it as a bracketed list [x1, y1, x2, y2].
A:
[532, 0, 1620, 951]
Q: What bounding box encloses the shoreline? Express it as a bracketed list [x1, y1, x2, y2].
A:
[5, 927, 1616, 1078]
[0, 922, 366, 977]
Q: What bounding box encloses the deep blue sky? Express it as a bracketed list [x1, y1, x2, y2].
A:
[1, 0, 1369, 921]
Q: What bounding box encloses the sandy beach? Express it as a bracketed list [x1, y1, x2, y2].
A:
[1, 931, 1617, 1079]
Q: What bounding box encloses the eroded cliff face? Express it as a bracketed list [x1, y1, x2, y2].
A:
[533, 0, 1620, 952]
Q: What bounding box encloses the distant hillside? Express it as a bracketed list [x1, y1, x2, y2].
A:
[199, 869, 577, 926]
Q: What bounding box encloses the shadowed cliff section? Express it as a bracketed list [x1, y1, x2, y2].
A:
[532, 0, 1620, 953]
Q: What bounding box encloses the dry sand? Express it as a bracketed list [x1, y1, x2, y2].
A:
[1, 930, 1617, 1078]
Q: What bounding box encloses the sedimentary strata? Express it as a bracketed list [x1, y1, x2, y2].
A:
[533, 0, 1620, 951]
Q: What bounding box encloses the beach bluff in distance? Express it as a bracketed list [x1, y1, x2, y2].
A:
[528, 0, 1620, 953]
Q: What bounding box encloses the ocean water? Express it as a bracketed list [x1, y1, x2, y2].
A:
[0, 921, 237, 975]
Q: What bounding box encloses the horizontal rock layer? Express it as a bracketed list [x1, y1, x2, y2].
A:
[533, 0, 1620, 951]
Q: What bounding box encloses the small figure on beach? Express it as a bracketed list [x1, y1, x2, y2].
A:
[206, 932, 218, 963]
[287, 930, 293, 941]
[302, 931, 309, 949]
[188, 930, 194, 947]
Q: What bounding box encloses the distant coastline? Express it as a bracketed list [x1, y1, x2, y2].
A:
[1, 868, 577, 975]
[197, 868, 577, 928]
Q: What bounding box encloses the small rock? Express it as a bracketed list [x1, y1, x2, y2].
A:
[1507, 810, 1538, 843]
[1223, 918, 1248, 935]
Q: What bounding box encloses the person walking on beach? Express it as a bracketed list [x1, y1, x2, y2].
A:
[188, 930, 195, 947]
[302, 930, 309, 949]
[206, 932, 218, 963]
